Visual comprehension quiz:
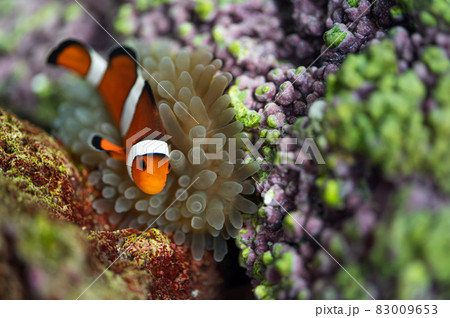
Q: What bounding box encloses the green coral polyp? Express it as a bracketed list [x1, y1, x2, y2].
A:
[194, 0, 214, 20]
[266, 130, 280, 142]
[228, 39, 248, 59]
[324, 25, 347, 49]
[234, 102, 261, 128]
[64, 3, 82, 22]
[252, 258, 264, 280]
[254, 284, 272, 300]
[178, 22, 193, 37]
[346, 0, 359, 8]
[114, 4, 135, 35]
[420, 11, 437, 26]
[263, 189, 275, 205]
[274, 252, 293, 276]
[390, 6, 403, 17]
[239, 247, 251, 267]
[272, 242, 284, 259]
[262, 146, 275, 162]
[323, 180, 343, 208]
[212, 26, 226, 45]
[262, 251, 274, 265]
[255, 85, 270, 95]
[267, 115, 278, 128]
[229, 85, 261, 128]
[294, 66, 305, 75]
[282, 213, 296, 235]
[422, 46, 450, 75]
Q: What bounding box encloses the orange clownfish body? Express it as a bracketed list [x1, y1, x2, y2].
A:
[48, 39, 170, 195]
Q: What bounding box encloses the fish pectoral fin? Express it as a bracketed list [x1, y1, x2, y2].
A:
[89, 134, 125, 161]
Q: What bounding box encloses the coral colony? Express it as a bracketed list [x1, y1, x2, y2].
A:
[1, 0, 450, 299]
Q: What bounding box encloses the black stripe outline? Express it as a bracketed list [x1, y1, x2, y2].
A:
[47, 39, 86, 65]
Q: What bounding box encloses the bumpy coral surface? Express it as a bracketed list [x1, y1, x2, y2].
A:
[89, 228, 221, 299]
[236, 2, 450, 298]
[0, 171, 141, 299]
[0, 108, 106, 230]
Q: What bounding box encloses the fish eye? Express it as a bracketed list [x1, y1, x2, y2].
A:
[138, 157, 146, 171]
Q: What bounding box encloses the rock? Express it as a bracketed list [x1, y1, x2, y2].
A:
[89, 229, 221, 299]
[0, 173, 140, 299]
[0, 108, 108, 230]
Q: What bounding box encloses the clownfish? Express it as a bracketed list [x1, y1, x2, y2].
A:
[47, 39, 170, 195]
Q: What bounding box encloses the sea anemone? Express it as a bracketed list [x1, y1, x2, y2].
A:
[53, 44, 260, 261]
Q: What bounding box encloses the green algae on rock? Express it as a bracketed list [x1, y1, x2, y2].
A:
[89, 228, 221, 299]
[0, 174, 141, 300]
[0, 108, 107, 230]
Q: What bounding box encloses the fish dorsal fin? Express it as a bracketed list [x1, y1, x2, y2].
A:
[103, 46, 163, 140]
[97, 46, 140, 128]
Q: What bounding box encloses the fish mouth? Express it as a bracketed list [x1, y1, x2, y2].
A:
[140, 182, 166, 195]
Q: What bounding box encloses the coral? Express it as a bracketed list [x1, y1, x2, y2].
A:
[397, 0, 450, 30]
[237, 23, 450, 298]
[0, 108, 107, 230]
[0, 170, 218, 299]
[324, 35, 450, 191]
[324, 39, 429, 178]
[1, 0, 397, 130]
[0, 173, 142, 299]
[309, 27, 450, 299]
[321, 0, 396, 63]
[228, 84, 261, 129]
[327, 188, 450, 299]
[324, 24, 348, 49]
[89, 227, 221, 299]
[113, 0, 305, 76]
